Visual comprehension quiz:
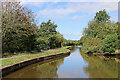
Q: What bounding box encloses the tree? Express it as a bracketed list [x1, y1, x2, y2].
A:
[79, 35, 87, 45]
[39, 20, 57, 37]
[36, 20, 64, 50]
[100, 34, 119, 54]
[80, 9, 119, 54]
[2, 1, 38, 53]
[36, 37, 50, 51]
[49, 32, 64, 49]
[94, 9, 110, 23]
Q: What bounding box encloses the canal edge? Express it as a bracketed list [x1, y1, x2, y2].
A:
[1, 50, 71, 77]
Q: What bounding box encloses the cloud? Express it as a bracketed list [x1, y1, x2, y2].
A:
[66, 2, 118, 14]
[62, 32, 82, 40]
[37, 2, 118, 20]
[72, 16, 82, 20]
[20, 0, 44, 7]
[21, 0, 119, 2]
[72, 15, 87, 20]
[38, 7, 76, 19]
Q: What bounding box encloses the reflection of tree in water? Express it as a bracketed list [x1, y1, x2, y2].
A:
[34, 58, 64, 78]
[70, 47, 76, 53]
[4, 57, 65, 78]
[81, 53, 118, 78]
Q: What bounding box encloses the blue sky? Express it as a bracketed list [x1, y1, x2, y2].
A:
[22, 1, 118, 40]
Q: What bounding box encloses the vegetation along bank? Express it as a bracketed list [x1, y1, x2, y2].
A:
[78, 9, 120, 58]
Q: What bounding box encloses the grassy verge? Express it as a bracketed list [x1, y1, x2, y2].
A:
[3, 46, 72, 58]
[1, 46, 71, 68]
[3, 51, 39, 58]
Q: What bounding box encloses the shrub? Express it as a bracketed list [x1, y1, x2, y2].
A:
[36, 38, 50, 51]
[79, 35, 87, 45]
[80, 37, 102, 53]
[88, 46, 100, 53]
[115, 49, 120, 54]
[100, 34, 119, 54]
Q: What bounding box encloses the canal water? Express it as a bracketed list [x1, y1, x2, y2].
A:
[4, 47, 118, 78]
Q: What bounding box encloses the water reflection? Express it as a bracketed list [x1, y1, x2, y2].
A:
[57, 48, 89, 78]
[4, 56, 65, 78]
[3, 47, 119, 78]
[81, 51, 118, 78]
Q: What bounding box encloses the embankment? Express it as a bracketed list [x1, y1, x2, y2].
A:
[1, 47, 71, 77]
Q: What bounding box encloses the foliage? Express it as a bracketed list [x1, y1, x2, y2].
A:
[36, 20, 65, 51]
[84, 20, 117, 39]
[39, 20, 57, 37]
[81, 37, 102, 53]
[64, 40, 77, 46]
[94, 9, 110, 23]
[36, 37, 50, 51]
[115, 49, 120, 54]
[2, 1, 38, 53]
[2, 1, 68, 55]
[100, 34, 119, 54]
[78, 35, 87, 45]
[49, 32, 64, 49]
[80, 9, 118, 54]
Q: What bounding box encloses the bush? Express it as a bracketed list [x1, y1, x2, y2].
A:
[100, 34, 119, 54]
[115, 49, 120, 54]
[80, 37, 102, 53]
[36, 38, 50, 51]
[79, 35, 87, 45]
[88, 46, 100, 53]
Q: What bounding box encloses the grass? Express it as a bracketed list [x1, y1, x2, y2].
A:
[3, 46, 72, 58]
[2, 51, 38, 58]
[1, 46, 71, 68]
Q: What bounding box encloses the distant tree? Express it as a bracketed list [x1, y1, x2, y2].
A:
[39, 20, 57, 37]
[36, 20, 64, 50]
[94, 9, 110, 23]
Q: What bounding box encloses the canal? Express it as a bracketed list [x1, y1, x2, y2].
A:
[4, 47, 118, 78]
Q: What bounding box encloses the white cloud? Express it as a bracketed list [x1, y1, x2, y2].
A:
[20, 0, 44, 7]
[72, 15, 86, 20]
[66, 2, 118, 14]
[38, 8, 76, 19]
[62, 32, 82, 40]
[37, 2, 118, 20]
[72, 16, 82, 20]
[21, 0, 119, 2]
[20, 0, 119, 8]
[63, 32, 82, 37]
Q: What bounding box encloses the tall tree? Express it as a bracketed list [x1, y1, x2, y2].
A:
[94, 9, 110, 23]
[2, 0, 38, 53]
[39, 20, 57, 37]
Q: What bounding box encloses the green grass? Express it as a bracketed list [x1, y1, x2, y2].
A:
[3, 46, 72, 58]
[1, 47, 70, 67]
[2, 50, 38, 58]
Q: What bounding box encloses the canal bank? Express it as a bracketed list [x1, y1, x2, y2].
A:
[3, 47, 119, 78]
[1, 46, 71, 77]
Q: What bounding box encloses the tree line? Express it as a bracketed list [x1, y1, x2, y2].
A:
[79, 9, 119, 54]
[1, 1, 77, 55]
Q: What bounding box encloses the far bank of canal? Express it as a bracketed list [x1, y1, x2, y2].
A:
[3, 47, 119, 78]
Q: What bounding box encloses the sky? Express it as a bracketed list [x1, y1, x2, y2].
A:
[21, 0, 118, 40]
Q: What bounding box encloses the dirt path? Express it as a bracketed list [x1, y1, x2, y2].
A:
[0, 48, 60, 60]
